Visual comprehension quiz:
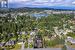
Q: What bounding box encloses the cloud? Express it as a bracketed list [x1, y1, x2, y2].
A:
[9, 0, 31, 3]
[33, 0, 49, 2]
[50, 0, 55, 2]
[8, 0, 75, 8]
[72, 1, 75, 4]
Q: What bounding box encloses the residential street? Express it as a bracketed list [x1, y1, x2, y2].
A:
[21, 42, 25, 50]
[65, 40, 75, 50]
[22, 48, 61, 50]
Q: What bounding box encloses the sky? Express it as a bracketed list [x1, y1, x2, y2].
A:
[8, 0, 75, 8]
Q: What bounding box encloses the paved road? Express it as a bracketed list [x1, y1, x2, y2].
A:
[20, 48, 75, 50]
[21, 42, 25, 50]
[65, 40, 75, 50]
[23, 48, 61, 50]
[67, 48, 75, 50]
[66, 45, 75, 50]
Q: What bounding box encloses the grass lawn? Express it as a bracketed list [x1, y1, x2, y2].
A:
[52, 44, 64, 48]
[70, 45, 75, 48]
[44, 36, 50, 40]
[10, 44, 21, 50]
[67, 42, 75, 48]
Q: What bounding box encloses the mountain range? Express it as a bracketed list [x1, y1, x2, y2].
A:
[0, 6, 75, 13]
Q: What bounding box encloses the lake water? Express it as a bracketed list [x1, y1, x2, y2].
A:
[30, 14, 48, 17]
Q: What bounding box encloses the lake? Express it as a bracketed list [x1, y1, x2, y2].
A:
[30, 13, 48, 17]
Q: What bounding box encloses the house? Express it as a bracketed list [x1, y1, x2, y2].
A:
[30, 31, 35, 36]
[67, 37, 75, 44]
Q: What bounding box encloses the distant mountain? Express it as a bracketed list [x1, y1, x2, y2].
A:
[0, 6, 75, 13]
[10, 7, 75, 10]
[9, 6, 75, 11]
[10, 7, 75, 11]
[8, 5, 75, 11]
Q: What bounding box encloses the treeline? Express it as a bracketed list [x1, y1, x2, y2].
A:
[0, 14, 74, 42]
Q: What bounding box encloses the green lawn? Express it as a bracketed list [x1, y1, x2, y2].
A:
[10, 44, 21, 50]
[66, 32, 75, 39]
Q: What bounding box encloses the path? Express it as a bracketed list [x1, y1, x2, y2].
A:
[21, 42, 25, 50]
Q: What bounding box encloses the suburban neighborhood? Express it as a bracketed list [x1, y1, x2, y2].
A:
[0, 0, 75, 50]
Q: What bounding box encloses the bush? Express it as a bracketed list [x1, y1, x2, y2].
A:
[62, 45, 67, 50]
[44, 36, 65, 47]
[25, 42, 28, 48]
[67, 32, 75, 38]
[29, 43, 33, 48]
